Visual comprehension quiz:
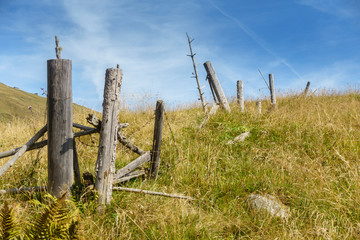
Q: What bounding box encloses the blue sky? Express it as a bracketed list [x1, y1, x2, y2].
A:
[0, 0, 359, 110]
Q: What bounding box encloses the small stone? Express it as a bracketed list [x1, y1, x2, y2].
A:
[246, 194, 290, 219]
[227, 131, 250, 145]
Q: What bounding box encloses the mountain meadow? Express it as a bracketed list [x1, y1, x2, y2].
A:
[0, 82, 359, 239]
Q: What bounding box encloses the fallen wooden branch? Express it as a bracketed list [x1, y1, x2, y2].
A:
[0, 128, 99, 159]
[117, 131, 146, 155]
[199, 103, 219, 128]
[0, 186, 47, 194]
[115, 152, 151, 179]
[87, 114, 145, 155]
[0, 125, 48, 177]
[112, 187, 195, 200]
[113, 169, 145, 184]
[227, 131, 250, 145]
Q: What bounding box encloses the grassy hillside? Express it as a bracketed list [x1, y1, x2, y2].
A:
[0, 90, 359, 239]
[0, 82, 47, 121]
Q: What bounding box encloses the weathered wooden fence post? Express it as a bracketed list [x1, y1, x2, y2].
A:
[237, 80, 244, 112]
[256, 101, 262, 115]
[149, 100, 164, 179]
[303, 81, 311, 96]
[47, 58, 73, 198]
[269, 74, 276, 107]
[95, 66, 123, 205]
[203, 61, 231, 113]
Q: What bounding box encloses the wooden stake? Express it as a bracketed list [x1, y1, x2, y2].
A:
[73, 139, 81, 186]
[47, 58, 73, 198]
[269, 74, 276, 107]
[186, 33, 206, 112]
[113, 170, 145, 184]
[0, 125, 47, 177]
[303, 81, 311, 96]
[95, 67, 122, 205]
[256, 101, 262, 115]
[237, 80, 244, 112]
[149, 100, 164, 179]
[203, 61, 231, 112]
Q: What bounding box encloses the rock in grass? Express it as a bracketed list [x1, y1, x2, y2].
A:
[247, 194, 290, 219]
[227, 131, 250, 145]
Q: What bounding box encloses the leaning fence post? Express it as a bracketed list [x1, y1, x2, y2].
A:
[47, 46, 73, 198]
[303, 81, 311, 96]
[269, 74, 276, 107]
[237, 80, 244, 112]
[149, 100, 164, 179]
[95, 66, 122, 205]
[203, 61, 231, 113]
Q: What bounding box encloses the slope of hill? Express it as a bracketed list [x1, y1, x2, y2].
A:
[0, 82, 47, 121]
[0, 90, 359, 239]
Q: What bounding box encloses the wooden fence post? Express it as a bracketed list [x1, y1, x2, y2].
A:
[203, 61, 231, 113]
[269, 74, 276, 107]
[237, 80, 244, 112]
[47, 59, 73, 198]
[95, 66, 123, 205]
[256, 101, 262, 115]
[303, 81, 311, 96]
[149, 100, 164, 179]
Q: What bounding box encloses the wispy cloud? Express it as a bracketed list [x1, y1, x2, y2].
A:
[208, 0, 303, 80]
[296, 0, 360, 19]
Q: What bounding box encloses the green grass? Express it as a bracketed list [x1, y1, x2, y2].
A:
[0, 85, 359, 239]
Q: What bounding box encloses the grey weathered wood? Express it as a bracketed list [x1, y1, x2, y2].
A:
[87, 114, 143, 155]
[0, 186, 47, 195]
[256, 101, 262, 115]
[203, 61, 231, 112]
[55, 36, 61, 59]
[73, 122, 94, 131]
[73, 139, 81, 186]
[269, 74, 276, 106]
[237, 80, 244, 112]
[303, 81, 311, 96]
[0, 125, 47, 177]
[117, 131, 146, 155]
[47, 59, 73, 198]
[186, 33, 206, 112]
[112, 187, 195, 200]
[199, 103, 219, 129]
[0, 127, 99, 159]
[95, 67, 122, 205]
[113, 169, 145, 184]
[149, 100, 164, 179]
[115, 152, 151, 179]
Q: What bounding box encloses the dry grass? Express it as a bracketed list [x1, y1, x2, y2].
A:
[0, 90, 359, 239]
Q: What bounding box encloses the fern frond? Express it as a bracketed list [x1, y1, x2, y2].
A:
[0, 202, 20, 240]
[25, 193, 68, 239]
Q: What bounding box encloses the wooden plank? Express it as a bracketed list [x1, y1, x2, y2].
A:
[203, 61, 231, 112]
[113, 169, 145, 184]
[112, 187, 195, 200]
[47, 59, 73, 198]
[95, 66, 123, 205]
[149, 100, 164, 179]
[0, 186, 47, 195]
[115, 152, 151, 179]
[237, 80, 244, 112]
[0, 125, 47, 177]
[269, 74, 276, 106]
